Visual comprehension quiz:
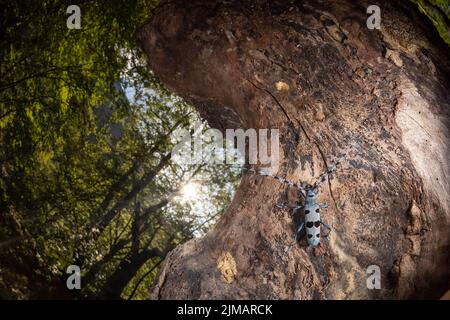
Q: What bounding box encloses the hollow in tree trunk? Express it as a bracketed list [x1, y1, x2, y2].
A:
[137, 0, 450, 299]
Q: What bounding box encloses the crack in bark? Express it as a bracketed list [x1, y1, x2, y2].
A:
[401, 111, 433, 140]
[243, 75, 311, 142]
[314, 142, 339, 214]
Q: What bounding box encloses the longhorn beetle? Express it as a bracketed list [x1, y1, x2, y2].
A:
[242, 161, 341, 250]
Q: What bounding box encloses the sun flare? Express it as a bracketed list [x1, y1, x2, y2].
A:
[181, 182, 201, 201]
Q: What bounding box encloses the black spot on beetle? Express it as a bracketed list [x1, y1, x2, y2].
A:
[316, 234, 320, 238]
[305, 210, 310, 214]
[306, 221, 314, 228]
[307, 234, 313, 238]
[314, 221, 321, 227]
[315, 208, 320, 213]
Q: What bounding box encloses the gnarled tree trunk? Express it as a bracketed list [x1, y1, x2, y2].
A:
[137, 0, 450, 299]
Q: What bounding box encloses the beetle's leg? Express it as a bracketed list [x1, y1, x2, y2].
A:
[321, 221, 332, 237]
[296, 205, 305, 216]
[319, 203, 328, 209]
[321, 221, 331, 230]
[299, 190, 307, 200]
[275, 203, 286, 209]
[290, 204, 303, 215]
[286, 222, 305, 252]
[276, 203, 303, 211]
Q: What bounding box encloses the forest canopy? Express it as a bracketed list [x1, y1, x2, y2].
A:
[0, 0, 240, 299]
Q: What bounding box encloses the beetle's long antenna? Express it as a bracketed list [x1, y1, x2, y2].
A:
[312, 138, 361, 190]
[313, 162, 339, 190]
[242, 167, 309, 191]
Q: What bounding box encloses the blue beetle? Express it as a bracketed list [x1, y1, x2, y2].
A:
[244, 163, 337, 250]
[287, 187, 331, 249]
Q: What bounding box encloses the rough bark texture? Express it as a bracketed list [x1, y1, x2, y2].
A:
[137, 0, 450, 299]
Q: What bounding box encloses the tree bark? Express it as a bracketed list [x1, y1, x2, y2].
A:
[137, 0, 450, 299]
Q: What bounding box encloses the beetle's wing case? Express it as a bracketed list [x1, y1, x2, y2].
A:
[304, 203, 321, 246]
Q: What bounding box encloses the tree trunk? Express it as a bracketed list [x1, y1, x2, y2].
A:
[137, 0, 450, 299]
[100, 248, 163, 299]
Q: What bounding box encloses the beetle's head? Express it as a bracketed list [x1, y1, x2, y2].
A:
[305, 189, 318, 204]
